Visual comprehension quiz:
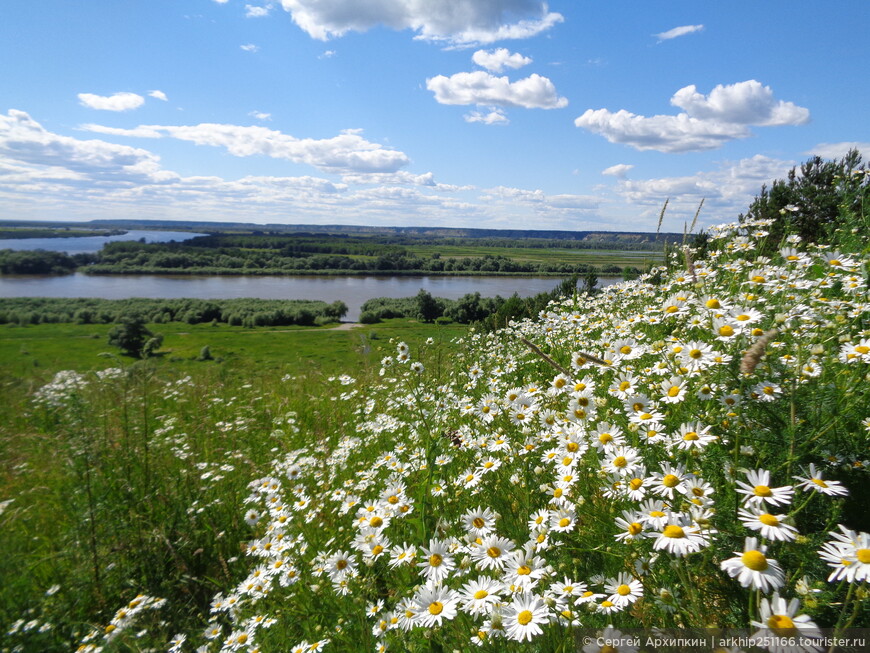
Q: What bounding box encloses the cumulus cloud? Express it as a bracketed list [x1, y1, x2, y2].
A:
[249, 111, 272, 121]
[613, 155, 794, 219]
[805, 141, 870, 159]
[240, 43, 260, 52]
[601, 163, 633, 178]
[670, 80, 810, 126]
[278, 0, 563, 45]
[427, 71, 567, 109]
[80, 121, 410, 173]
[78, 92, 145, 112]
[481, 186, 599, 213]
[655, 24, 703, 42]
[464, 108, 509, 125]
[575, 80, 809, 153]
[246, 4, 271, 17]
[148, 90, 168, 102]
[472, 48, 532, 72]
[0, 109, 171, 184]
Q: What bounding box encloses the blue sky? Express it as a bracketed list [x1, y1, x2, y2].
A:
[1, 1, 868, 232]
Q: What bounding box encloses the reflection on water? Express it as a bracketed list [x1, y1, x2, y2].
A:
[0, 273, 621, 321]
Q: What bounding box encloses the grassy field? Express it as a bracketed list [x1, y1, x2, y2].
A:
[380, 243, 662, 268]
[0, 319, 467, 379]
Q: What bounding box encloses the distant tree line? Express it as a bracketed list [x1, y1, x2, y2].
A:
[359, 274, 593, 329]
[0, 297, 347, 328]
[0, 249, 93, 274]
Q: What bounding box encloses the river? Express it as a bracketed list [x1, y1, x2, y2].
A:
[0, 230, 207, 254]
[0, 273, 620, 321]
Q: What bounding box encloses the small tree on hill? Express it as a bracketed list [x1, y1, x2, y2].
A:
[107, 316, 155, 358]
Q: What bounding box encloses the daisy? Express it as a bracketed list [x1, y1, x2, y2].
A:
[412, 585, 459, 628]
[648, 463, 688, 499]
[462, 506, 500, 537]
[735, 469, 793, 508]
[720, 537, 784, 592]
[738, 507, 799, 542]
[458, 576, 504, 616]
[504, 547, 546, 589]
[471, 535, 515, 572]
[502, 593, 549, 643]
[652, 512, 710, 557]
[750, 593, 822, 647]
[589, 422, 626, 452]
[659, 376, 688, 404]
[549, 507, 577, 533]
[817, 525, 870, 583]
[603, 446, 641, 476]
[418, 538, 455, 584]
[793, 464, 849, 496]
[604, 572, 643, 608]
[674, 422, 716, 451]
[614, 510, 646, 543]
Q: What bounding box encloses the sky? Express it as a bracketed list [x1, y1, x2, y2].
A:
[1, 1, 868, 233]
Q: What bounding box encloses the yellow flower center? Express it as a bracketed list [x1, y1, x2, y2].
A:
[811, 478, 828, 488]
[754, 485, 773, 497]
[474, 590, 489, 600]
[719, 325, 735, 337]
[767, 614, 796, 636]
[668, 386, 681, 397]
[559, 517, 571, 528]
[601, 600, 614, 608]
[336, 559, 348, 570]
[628, 522, 643, 535]
[741, 550, 768, 571]
[369, 516, 383, 528]
[663, 474, 680, 487]
[620, 345, 633, 355]
[619, 381, 632, 391]
[617, 584, 631, 596]
[629, 478, 643, 490]
[599, 433, 613, 443]
[650, 510, 666, 518]
[517, 565, 532, 576]
[487, 547, 502, 558]
[553, 488, 563, 498]
[663, 525, 685, 538]
[473, 517, 486, 529]
[665, 305, 678, 313]
[429, 554, 443, 567]
[613, 456, 628, 468]
[428, 602, 443, 615]
[566, 441, 580, 452]
[372, 545, 384, 556]
[706, 299, 721, 309]
[639, 412, 653, 420]
[857, 549, 870, 564]
[857, 345, 870, 355]
[683, 431, 699, 441]
[751, 275, 765, 283]
[759, 514, 780, 526]
[517, 610, 533, 625]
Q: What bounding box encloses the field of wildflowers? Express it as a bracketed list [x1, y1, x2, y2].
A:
[2, 215, 869, 652]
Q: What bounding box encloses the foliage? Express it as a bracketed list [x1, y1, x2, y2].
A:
[107, 316, 159, 358]
[0, 297, 347, 328]
[0, 248, 79, 274]
[738, 149, 868, 252]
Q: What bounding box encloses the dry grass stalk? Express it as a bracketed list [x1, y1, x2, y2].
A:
[740, 329, 780, 374]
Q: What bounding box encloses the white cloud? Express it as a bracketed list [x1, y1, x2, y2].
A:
[249, 111, 272, 121]
[670, 80, 810, 126]
[481, 185, 599, 213]
[601, 163, 633, 178]
[278, 0, 563, 46]
[472, 48, 532, 72]
[80, 121, 410, 174]
[0, 109, 171, 184]
[655, 24, 704, 42]
[77, 92, 145, 112]
[575, 80, 809, 153]
[148, 90, 168, 102]
[240, 43, 260, 52]
[246, 4, 271, 17]
[464, 108, 509, 125]
[427, 71, 567, 109]
[805, 141, 870, 159]
[319, 49, 337, 58]
[612, 155, 795, 227]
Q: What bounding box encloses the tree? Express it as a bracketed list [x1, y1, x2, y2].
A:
[107, 316, 154, 358]
[415, 289, 441, 323]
